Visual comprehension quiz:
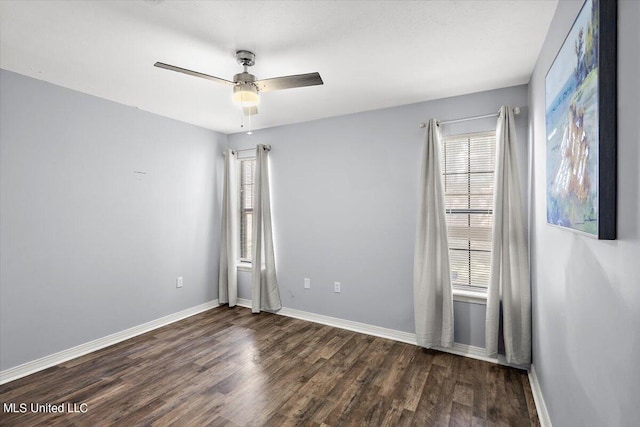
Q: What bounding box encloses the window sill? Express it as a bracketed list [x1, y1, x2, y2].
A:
[237, 262, 252, 272]
[452, 288, 487, 304]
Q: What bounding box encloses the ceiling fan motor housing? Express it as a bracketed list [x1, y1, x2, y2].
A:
[233, 71, 256, 84]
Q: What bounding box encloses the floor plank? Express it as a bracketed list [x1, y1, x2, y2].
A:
[0, 306, 539, 426]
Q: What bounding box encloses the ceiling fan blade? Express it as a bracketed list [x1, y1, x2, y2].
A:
[243, 106, 258, 116]
[255, 72, 323, 93]
[154, 62, 235, 86]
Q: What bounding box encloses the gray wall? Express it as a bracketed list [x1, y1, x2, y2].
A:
[528, 1, 640, 426]
[0, 70, 227, 370]
[229, 85, 529, 347]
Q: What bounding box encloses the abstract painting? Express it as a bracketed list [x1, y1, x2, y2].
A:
[545, 0, 616, 239]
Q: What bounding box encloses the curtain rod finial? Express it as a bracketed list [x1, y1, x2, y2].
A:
[514, 106, 521, 115]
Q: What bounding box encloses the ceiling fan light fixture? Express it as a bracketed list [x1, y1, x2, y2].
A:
[233, 83, 259, 108]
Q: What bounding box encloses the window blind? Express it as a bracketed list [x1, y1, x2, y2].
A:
[440, 132, 496, 290]
[239, 158, 256, 261]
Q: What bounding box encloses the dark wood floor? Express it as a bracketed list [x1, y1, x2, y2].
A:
[0, 306, 539, 426]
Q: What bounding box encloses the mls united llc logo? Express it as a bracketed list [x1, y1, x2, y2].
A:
[3, 402, 88, 414]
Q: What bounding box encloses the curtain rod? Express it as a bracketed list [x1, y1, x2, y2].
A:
[419, 106, 521, 128]
[223, 145, 271, 156]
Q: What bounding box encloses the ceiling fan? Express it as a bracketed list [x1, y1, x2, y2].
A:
[154, 50, 323, 116]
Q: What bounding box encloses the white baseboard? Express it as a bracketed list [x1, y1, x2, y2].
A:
[279, 305, 417, 345]
[236, 298, 492, 363]
[435, 342, 495, 363]
[236, 298, 251, 308]
[0, 300, 219, 385]
[528, 364, 552, 427]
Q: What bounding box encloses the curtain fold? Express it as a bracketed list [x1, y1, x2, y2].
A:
[218, 148, 238, 307]
[486, 106, 531, 365]
[251, 144, 282, 313]
[413, 119, 454, 349]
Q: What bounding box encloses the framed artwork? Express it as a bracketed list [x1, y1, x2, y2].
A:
[545, 0, 616, 239]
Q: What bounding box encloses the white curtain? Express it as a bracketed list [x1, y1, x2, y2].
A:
[251, 144, 282, 313]
[413, 119, 454, 349]
[218, 148, 238, 307]
[486, 106, 531, 364]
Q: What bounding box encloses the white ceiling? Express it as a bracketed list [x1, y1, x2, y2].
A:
[0, 0, 557, 134]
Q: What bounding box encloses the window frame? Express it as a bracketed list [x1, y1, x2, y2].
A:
[441, 130, 497, 304]
[237, 154, 256, 270]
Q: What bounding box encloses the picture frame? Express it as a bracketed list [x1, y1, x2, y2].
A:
[545, 0, 617, 239]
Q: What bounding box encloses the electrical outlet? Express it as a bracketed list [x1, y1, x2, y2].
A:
[176, 277, 183, 288]
[304, 278, 311, 289]
[334, 282, 341, 293]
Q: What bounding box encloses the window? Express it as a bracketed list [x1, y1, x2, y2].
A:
[440, 131, 496, 292]
[239, 157, 256, 262]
